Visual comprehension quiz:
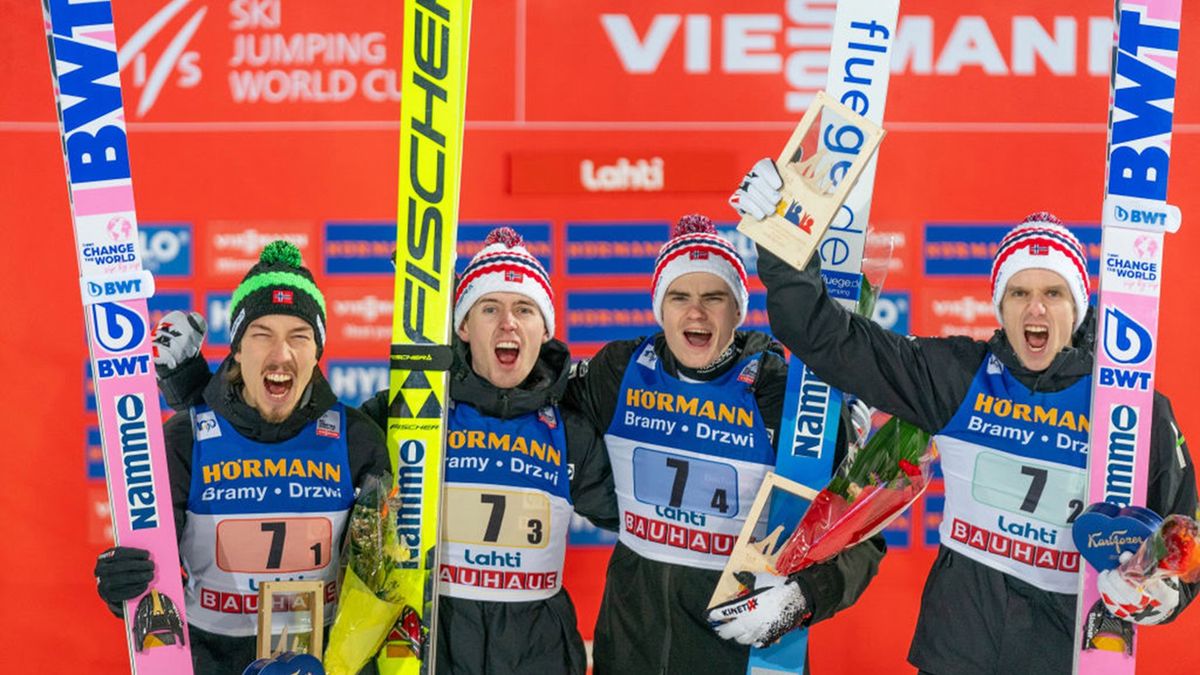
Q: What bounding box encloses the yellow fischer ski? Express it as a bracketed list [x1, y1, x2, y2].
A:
[378, 1, 473, 673]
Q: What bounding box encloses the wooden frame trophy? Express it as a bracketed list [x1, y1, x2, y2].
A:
[709, 90, 884, 610]
[735, 90, 885, 270]
[244, 581, 327, 674]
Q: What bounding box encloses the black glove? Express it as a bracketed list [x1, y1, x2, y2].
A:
[94, 546, 155, 618]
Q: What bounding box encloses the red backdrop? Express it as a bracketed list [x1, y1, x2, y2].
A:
[2, 1, 1199, 671]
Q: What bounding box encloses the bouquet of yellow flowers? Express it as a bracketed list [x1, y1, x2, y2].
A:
[323, 474, 410, 675]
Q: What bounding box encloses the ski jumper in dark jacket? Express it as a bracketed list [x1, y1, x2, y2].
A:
[164, 357, 390, 674]
[566, 331, 885, 675]
[757, 247, 1198, 675]
[162, 337, 617, 675]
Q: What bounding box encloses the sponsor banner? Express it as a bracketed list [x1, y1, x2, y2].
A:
[916, 281, 996, 340]
[924, 223, 1101, 278]
[204, 220, 317, 280]
[85, 362, 96, 413]
[140, 224, 194, 277]
[88, 482, 114, 547]
[509, 150, 736, 194]
[924, 492, 945, 546]
[883, 511, 911, 549]
[324, 222, 394, 275]
[205, 293, 235, 346]
[326, 360, 389, 409]
[568, 513, 619, 546]
[105, 1, 513, 121]
[326, 285, 393, 346]
[872, 291, 911, 335]
[87, 426, 106, 480]
[566, 222, 668, 276]
[566, 291, 655, 343]
[458, 222, 553, 274]
[715, 222, 757, 277]
[527, 2, 1115, 122]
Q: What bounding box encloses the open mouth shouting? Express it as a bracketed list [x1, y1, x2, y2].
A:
[1024, 325, 1050, 353]
[263, 370, 296, 402]
[683, 328, 713, 349]
[495, 340, 521, 367]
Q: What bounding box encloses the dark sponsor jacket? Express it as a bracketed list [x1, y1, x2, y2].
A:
[757, 245, 1198, 675]
[565, 331, 885, 675]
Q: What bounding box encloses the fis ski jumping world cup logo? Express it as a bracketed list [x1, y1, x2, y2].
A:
[1099, 308, 1153, 392]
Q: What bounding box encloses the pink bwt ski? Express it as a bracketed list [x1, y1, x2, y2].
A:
[42, 0, 193, 671]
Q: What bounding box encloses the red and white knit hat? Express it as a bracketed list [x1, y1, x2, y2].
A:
[651, 214, 749, 327]
[990, 212, 1090, 330]
[454, 227, 555, 337]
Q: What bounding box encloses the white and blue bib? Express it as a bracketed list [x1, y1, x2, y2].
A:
[606, 339, 775, 570]
[181, 404, 354, 636]
[438, 401, 574, 602]
[936, 355, 1090, 593]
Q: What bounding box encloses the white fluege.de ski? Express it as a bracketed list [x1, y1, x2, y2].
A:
[1073, 2, 1183, 674]
[41, 0, 192, 671]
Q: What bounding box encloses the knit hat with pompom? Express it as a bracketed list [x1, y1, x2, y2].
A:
[651, 214, 749, 327]
[229, 240, 327, 357]
[454, 227, 555, 337]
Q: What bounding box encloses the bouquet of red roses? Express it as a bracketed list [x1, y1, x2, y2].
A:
[773, 415, 934, 574]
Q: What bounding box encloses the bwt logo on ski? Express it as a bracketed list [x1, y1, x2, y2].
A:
[1104, 404, 1140, 507]
[92, 302, 147, 354]
[790, 366, 831, 460]
[1113, 204, 1167, 226]
[48, 4, 132, 185]
[1099, 308, 1153, 391]
[116, 393, 160, 530]
[1107, 9, 1179, 202]
[87, 277, 144, 300]
[139, 224, 192, 276]
[395, 439, 427, 569]
[1102, 308, 1153, 365]
[92, 296, 153, 374]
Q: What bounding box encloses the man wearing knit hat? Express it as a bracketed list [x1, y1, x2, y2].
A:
[565, 214, 884, 675]
[142, 230, 617, 674]
[733, 163, 1198, 674]
[93, 241, 390, 673]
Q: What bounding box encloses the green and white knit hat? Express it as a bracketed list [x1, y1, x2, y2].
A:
[229, 241, 327, 357]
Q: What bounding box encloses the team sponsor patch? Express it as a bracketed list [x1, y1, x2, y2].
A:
[194, 410, 221, 441]
[316, 410, 341, 439]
